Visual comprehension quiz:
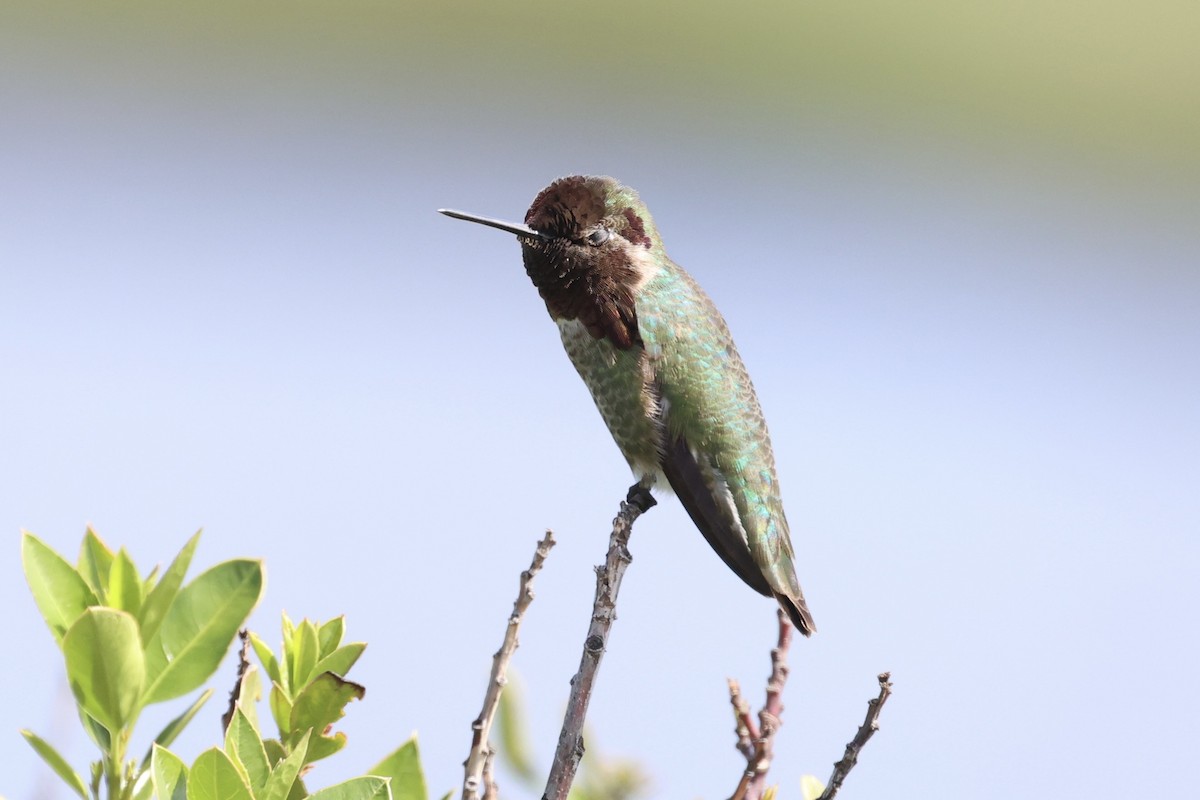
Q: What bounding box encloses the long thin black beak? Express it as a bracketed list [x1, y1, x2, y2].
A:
[438, 209, 552, 242]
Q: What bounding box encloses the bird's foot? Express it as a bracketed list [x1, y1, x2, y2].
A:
[625, 481, 657, 513]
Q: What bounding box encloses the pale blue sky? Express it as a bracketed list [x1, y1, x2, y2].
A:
[4, 4, 1198, 799]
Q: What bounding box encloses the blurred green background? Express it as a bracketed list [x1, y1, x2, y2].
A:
[4, 2, 1197, 799]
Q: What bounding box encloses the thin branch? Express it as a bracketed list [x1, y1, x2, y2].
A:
[462, 531, 557, 800]
[729, 610, 793, 800]
[727, 678, 756, 762]
[481, 749, 500, 800]
[221, 629, 252, 732]
[816, 672, 894, 800]
[541, 482, 657, 800]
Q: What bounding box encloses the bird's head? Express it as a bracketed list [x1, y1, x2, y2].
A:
[440, 175, 663, 349]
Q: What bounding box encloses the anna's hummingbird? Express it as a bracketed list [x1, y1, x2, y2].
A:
[440, 175, 814, 635]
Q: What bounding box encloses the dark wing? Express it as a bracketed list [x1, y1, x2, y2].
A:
[659, 435, 773, 597]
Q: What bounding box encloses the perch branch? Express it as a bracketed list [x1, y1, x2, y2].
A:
[462, 531, 557, 800]
[541, 482, 657, 800]
[729, 609, 793, 800]
[816, 672, 893, 800]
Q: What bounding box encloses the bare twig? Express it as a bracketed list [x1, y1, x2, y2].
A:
[462, 531, 557, 800]
[221, 629, 252, 732]
[727, 678, 756, 762]
[541, 482, 657, 800]
[482, 749, 500, 800]
[729, 610, 793, 800]
[816, 672, 893, 800]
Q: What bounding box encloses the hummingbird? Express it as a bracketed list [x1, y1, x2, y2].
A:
[440, 176, 814, 635]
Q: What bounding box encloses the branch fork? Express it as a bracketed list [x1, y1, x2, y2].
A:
[728, 609, 793, 800]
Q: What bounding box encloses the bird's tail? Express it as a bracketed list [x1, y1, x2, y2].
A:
[775, 591, 816, 637]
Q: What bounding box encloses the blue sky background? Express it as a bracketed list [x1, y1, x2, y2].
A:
[3, 3, 1197, 799]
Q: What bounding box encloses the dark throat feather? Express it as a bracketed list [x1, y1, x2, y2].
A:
[521, 241, 641, 350]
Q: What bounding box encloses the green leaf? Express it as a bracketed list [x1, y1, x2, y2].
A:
[151, 745, 188, 800]
[140, 689, 213, 768]
[237, 664, 263, 732]
[281, 611, 295, 638]
[225, 708, 271, 795]
[108, 548, 144, 615]
[260, 731, 308, 800]
[78, 708, 111, 750]
[317, 616, 344, 657]
[143, 563, 161, 595]
[572, 749, 649, 800]
[308, 777, 388, 800]
[800, 774, 826, 800]
[289, 672, 365, 743]
[312, 643, 366, 679]
[22, 532, 99, 643]
[188, 748, 253, 800]
[142, 558, 264, 704]
[496, 678, 538, 783]
[263, 738, 286, 767]
[279, 613, 296, 696]
[138, 531, 200, 647]
[20, 729, 88, 800]
[289, 779, 310, 800]
[305, 730, 348, 763]
[249, 632, 282, 686]
[132, 767, 155, 800]
[288, 671, 363, 764]
[269, 681, 293, 739]
[77, 527, 114, 602]
[63, 608, 145, 732]
[368, 736, 426, 800]
[291, 620, 320, 689]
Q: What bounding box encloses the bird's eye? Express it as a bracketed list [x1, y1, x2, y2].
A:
[585, 228, 610, 246]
